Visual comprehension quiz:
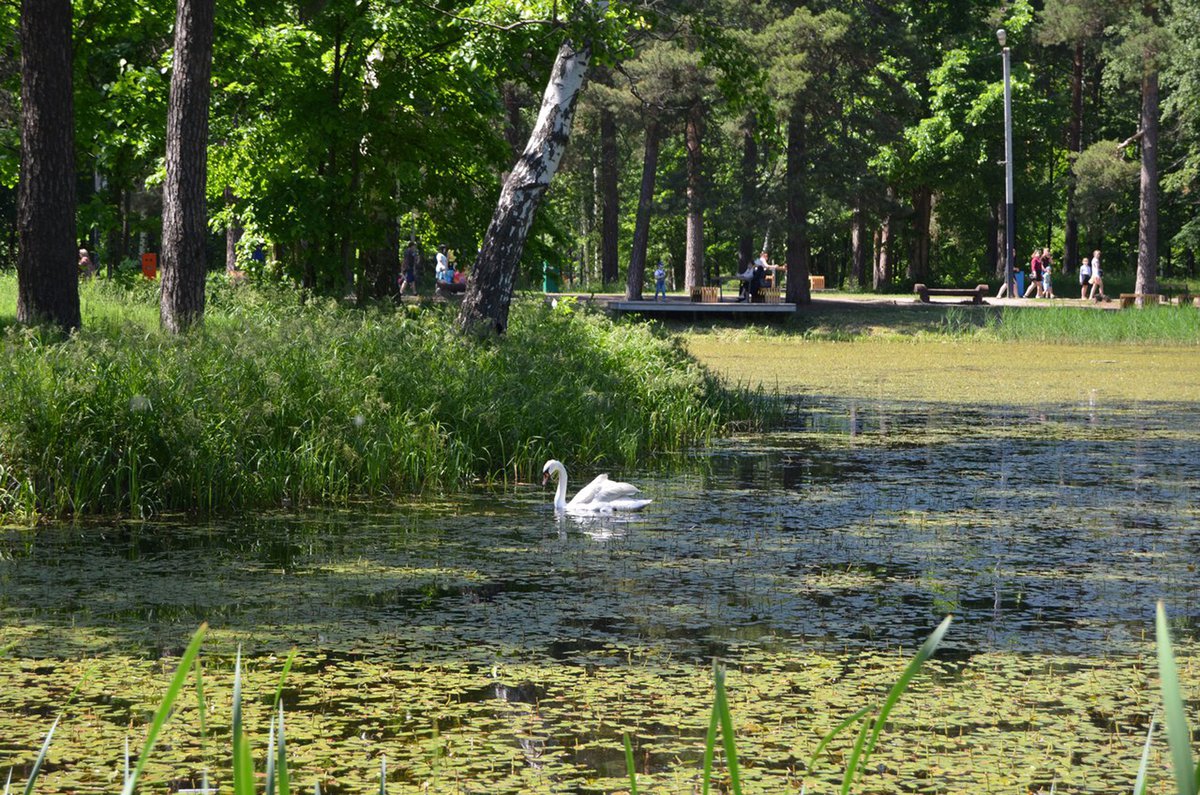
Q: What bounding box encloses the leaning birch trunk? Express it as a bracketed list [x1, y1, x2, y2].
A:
[683, 104, 705, 292]
[457, 38, 592, 336]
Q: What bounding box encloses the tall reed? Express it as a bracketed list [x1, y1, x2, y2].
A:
[0, 278, 767, 517]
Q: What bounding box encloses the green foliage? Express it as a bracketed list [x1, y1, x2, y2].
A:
[0, 277, 761, 517]
[1074, 140, 1140, 223]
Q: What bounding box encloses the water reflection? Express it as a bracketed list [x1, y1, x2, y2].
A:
[0, 398, 1197, 667]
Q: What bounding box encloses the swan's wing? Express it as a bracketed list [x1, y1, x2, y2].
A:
[569, 473, 612, 506]
[569, 474, 642, 505]
[566, 497, 652, 514]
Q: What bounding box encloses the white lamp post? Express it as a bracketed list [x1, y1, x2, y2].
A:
[999, 28, 1015, 298]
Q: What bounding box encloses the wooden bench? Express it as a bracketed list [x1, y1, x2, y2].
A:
[690, 286, 721, 303]
[435, 281, 466, 297]
[809, 275, 826, 291]
[1118, 293, 1162, 308]
[756, 287, 782, 304]
[914, 284, 989, 304]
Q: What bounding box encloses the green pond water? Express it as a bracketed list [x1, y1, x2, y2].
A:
[2, 396, 1199, 794]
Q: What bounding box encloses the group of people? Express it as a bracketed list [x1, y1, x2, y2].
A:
[396, 241, 466, 295]
[1077, 250, 1106, 301]
[1014, 247, 1106, 301]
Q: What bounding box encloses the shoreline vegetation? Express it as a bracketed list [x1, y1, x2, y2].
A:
[0, 275, 765, 519]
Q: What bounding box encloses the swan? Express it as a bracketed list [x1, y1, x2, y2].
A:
[541, 459, 652, 514]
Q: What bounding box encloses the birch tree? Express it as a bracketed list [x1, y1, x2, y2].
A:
[458, 4, 607, 336]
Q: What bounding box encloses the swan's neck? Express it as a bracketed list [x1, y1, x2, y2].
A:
[553, 463, 568, 511]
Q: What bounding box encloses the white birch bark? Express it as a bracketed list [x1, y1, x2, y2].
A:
[458, 35, 593, 335]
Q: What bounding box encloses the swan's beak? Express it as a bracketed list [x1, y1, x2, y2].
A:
[541, 472, 549, 486]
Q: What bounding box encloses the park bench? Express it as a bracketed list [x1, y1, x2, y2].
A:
[690, 286, 722, 303]
[1118, 293, 1163, 309]
[913, 283, 989, 304]
[756, 287, 782, 304]
[436, 281, 466, 298]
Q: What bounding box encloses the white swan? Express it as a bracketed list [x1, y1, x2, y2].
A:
[541, 459, 652, 514]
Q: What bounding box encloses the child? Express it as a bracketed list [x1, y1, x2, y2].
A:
[1042, 258, 1054, 298]
[653, 262, 667, 301]
[1079, 255, 1091, 300]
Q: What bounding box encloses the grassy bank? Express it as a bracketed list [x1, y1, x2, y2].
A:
[0, 276, 760, 517]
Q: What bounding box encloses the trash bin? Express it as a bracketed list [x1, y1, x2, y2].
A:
[1014, 271, 1024, 297]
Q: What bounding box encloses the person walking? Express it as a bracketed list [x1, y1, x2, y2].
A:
[1078, 255, 1091, 299]
[653, 261, 667, 301]
[1024, 249, 1043, 298]
[399, 239, 419, 295]
[1088, 250, 1106, 301]
[1039, 248, 1054, 298]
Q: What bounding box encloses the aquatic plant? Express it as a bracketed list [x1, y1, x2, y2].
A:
[0, 276, 767, 517]
[4, 608, 1198, 794]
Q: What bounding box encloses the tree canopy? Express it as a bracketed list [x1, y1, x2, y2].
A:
[3, 0, 1199, 320]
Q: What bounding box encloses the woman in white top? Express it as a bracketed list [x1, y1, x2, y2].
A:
[1088, 250, 1104, 301]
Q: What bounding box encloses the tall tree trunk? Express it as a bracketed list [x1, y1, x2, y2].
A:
[1064, 43, 1083, 275]
[16, 0, 79, 331]
[684, 103, 704, 291]
[785, 99, 810, 306]
[874, 190, 893, 292]
[739, 111, 757, 272]
[907, 186, 931, 283]
[106, 184, 124, 278]
[625, 117, 659, 300]
[362, 215, 400, 301]
[850, 203, 867, 288]
[160, 0, 215, 333]
[224, 186, 243, 273]
[599, 107, 619, 285]
[458, 37, 592, 335]
[1135, 66, 1158, 296]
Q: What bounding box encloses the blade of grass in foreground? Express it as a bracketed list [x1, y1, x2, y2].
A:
[622, 733, 638, 795]
[1132, 713, 1157, 795]
[806, 706, 872, 772]
[20, 715, 58, 795]
[840, 614, 953, 795]
[701, 692, 719, 795]
[1155, 602, 1197, 795]
[712, 665, 744, 795]
[232, 647, 255, 795]
[276, 702, 291, 795]
[122, 624, 206, 795]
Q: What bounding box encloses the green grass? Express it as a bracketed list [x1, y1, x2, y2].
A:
[0, 275, 765, 518]
[979, 304, 1200, 345]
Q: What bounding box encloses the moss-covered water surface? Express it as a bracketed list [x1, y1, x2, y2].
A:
[687, 336, 1200, 405]
[2, 398, 1199, 793]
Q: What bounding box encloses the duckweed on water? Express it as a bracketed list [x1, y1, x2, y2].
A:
[3, 399, 1199, 793]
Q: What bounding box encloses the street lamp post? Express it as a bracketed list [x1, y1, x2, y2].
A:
[999, 28, 1015, 298]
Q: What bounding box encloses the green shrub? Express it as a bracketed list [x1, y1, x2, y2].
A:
[0, 279, 763, 517]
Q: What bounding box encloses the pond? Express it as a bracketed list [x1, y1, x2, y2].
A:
[2, 395, 1199, 794]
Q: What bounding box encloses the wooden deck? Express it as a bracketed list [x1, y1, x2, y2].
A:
[609, 298, 796, 321]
